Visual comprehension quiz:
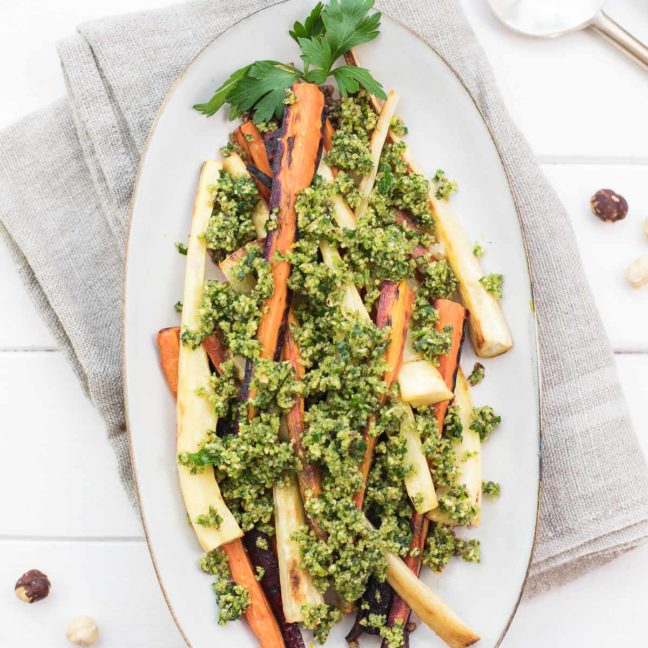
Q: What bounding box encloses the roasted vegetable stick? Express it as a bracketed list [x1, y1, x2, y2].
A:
[355, 279, 414, 509]
[384, 546, 479, 648]
[398, 360, 453, 408]
[344, 48, 512, 358]
[158, 326, 285, 648]
[222, 539, 286, 648]
[244, 529, 306, 648]
[157, 327, 181, 397]
[433, 299, 467, 433]
[427, 195, 512, 358]
[177, 160, 242, 549]
[219, 239, 265, 294]
[428, 369, 482, 526]
[283, 316, 326, 540]
[400, 402, 438, 513]
[256, 83, 325, 361]
[382, 512, 429, 648]
[233, 123, 272, 201]
[223, 153, 269, 237]
[363, 517, 479, 648]
[273, 476, 324, 622]
[355, 90, 399, 221]
[157, 327, 228, 391]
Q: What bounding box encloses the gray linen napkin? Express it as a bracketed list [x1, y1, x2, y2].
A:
[1, 0, 647, 597]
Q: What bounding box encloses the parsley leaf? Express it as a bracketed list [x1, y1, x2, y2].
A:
[332, 65, 385, 98]
[322, 0, 381, 61]
[289, 2, 325, 41]
[227, 61, 302, 122]
[194, 0, 385, 122]
[193, 64, 253, 117]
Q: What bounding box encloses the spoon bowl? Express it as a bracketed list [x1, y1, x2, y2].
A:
[487, 0, 648, 68]
[488, 0, 602, 38]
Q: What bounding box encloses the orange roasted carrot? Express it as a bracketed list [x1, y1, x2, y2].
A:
[156, 334, 285, 648]
[256, 84, 324, 362]
[157, 327, 181, 397]
[283, 313, 326, 540]
[323, 117, 335, 153]
[222, 538, 285, 648]
[354, 279, 414, 509]
[432, 298, 467, 434]
[202, 333, 228, 373]
[234, 122, 273, 201]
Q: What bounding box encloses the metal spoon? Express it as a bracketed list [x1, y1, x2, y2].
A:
[487, 0, 648, 69]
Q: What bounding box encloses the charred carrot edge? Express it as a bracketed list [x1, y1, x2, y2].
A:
[382, 300, 466, 644]
[234, 123, 272, 201]
[157, 327, 181, 397]
[156, 339, 285, 648]
[257, 84, 324, 362]
[222, 539, 286, 648]
[381, 512, 429, 648]
[354, 279, 415, 509]
[283, 314, 326, 541]
[432, 299, 467, 435]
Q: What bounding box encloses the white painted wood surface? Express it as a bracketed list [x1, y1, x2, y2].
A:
[0, 0, 647, 646]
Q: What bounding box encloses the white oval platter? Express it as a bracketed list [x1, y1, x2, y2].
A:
[124, 1, 541, 646]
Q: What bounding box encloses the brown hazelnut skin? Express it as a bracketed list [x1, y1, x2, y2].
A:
[15, 569, 51, 603]
[590, 189, 628, 222]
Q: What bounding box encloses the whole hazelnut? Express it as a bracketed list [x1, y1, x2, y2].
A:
[590, 189, 628, 222]
[625, 254, 648, 288]
[66, 616, 99, 646]
[14, 569, 51, 603]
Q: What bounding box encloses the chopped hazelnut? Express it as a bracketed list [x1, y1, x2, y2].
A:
[625, 254, 648, 288]
[590, 189, 628, 222]
[66, 616, 99, 646]
[14, 569, 50, 603]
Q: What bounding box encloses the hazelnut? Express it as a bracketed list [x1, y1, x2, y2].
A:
[14, 569, 51, 603]
[590, 189, 628, 222]
[66, 616, 99, 646]
[625, 254, 648, 288]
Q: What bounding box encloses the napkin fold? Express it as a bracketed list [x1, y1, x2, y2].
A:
[1, 0, 647, 597]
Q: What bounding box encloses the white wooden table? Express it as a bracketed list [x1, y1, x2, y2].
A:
[1, 0, 647, 646]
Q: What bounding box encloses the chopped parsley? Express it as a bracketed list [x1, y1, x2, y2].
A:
[473, 242, 485, 257]
[470, 406, 501, 442]
[467, 362, 485, 386]
[482, 481, 501, 497]
[432, 169, 458, 200]
[175, 241, 188, 255]
[480, 273, 504, 299]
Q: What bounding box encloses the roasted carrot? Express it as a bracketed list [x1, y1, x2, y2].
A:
[381, 512, 429, 648]
[382, 299, 466, 645]
[323, 118, 335, 154]
[432, 299, 467, 434]
[157, 327, 180, 397]
[157, 339, 285, 648]
[283, 314, 326, 540]
[234, 122, 273, 201]
[222, 539, 286, 648]
[244, 529, 306, 648]
[202, 333, 228, 373]
[354, 279, 414, 509]
[256, 83, 324, 362]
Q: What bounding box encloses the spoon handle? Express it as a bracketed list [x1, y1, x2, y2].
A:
[591, 11, 648, 70]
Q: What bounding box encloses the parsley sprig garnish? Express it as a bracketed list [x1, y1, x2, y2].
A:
[193, 0, 386, 123]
